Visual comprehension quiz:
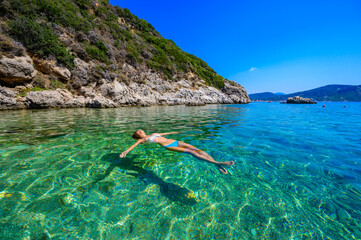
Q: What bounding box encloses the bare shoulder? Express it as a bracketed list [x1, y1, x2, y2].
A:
[137, 139, 146, 144]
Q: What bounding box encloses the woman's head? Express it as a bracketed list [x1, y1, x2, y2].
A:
[132, 130, 145, 139]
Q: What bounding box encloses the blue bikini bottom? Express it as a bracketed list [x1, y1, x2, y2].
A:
[164, 140, 179, 148]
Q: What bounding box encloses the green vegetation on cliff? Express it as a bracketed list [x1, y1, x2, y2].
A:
[1, 0, 225, 88]
[9, 16, 75, 69]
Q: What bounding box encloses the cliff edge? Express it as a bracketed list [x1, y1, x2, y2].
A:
[0, 0, 250, 110]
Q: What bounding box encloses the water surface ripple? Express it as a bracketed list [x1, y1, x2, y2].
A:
[0, 103, 361, 239]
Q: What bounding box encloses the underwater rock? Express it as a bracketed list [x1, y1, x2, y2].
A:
[321, 200, 337, 215]
[337, 209, 351, 223]
[305, 163, 321, 176]
[330, 213, 337, 220]
[308, 196, 323, 208]
[295, 185, 311, 196]
[257, 171, 274, 182]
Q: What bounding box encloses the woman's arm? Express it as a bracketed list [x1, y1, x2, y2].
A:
[159, 132, 179, 136]
[120, 139, 144, 158]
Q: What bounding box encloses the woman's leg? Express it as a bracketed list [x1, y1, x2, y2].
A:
[178, 142, 234, 165]
[166, 142, 235, 174]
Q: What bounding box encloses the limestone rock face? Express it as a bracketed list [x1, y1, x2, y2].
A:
[25, 89, 75, 109]
[221, 80, 251, 104]
[80, 86, 118, 108]
[0, 87, 23, 110]
[0, 87, 16, 98]
[0, 93, 19, 110]
[22, 88, 118, 109]
[91, 70, 250, 107]
[72, 58, 93, 87]
[0, 70, 251, 110]
[286, 96, 317, 104]
[85, 95, 118, 108]
[0, 63, 251, 110]
[0, 55, 37, 85]
[33, 59, 71, 81]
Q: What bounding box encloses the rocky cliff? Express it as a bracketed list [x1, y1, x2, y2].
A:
[0, 0, 250, 110]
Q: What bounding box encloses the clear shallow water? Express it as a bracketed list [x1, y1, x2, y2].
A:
[0, 103, 361, 239]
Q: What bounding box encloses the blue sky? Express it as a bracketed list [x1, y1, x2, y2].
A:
[110, 0, 361, 94]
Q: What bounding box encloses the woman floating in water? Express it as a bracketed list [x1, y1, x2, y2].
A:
[120, 130, 235, 174]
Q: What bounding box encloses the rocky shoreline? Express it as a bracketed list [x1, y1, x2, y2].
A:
[0, 15, 251, 110]
[0, 70, 250, 110]
[0, 41, 250, 110]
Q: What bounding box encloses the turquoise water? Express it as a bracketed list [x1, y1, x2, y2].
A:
[0, 103, 361, 239]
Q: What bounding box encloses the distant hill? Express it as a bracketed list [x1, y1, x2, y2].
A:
[248, 92, 276, 100]
[250, 84, 361, 102]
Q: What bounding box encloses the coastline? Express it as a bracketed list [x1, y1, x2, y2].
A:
[0, 79, 251, 111]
